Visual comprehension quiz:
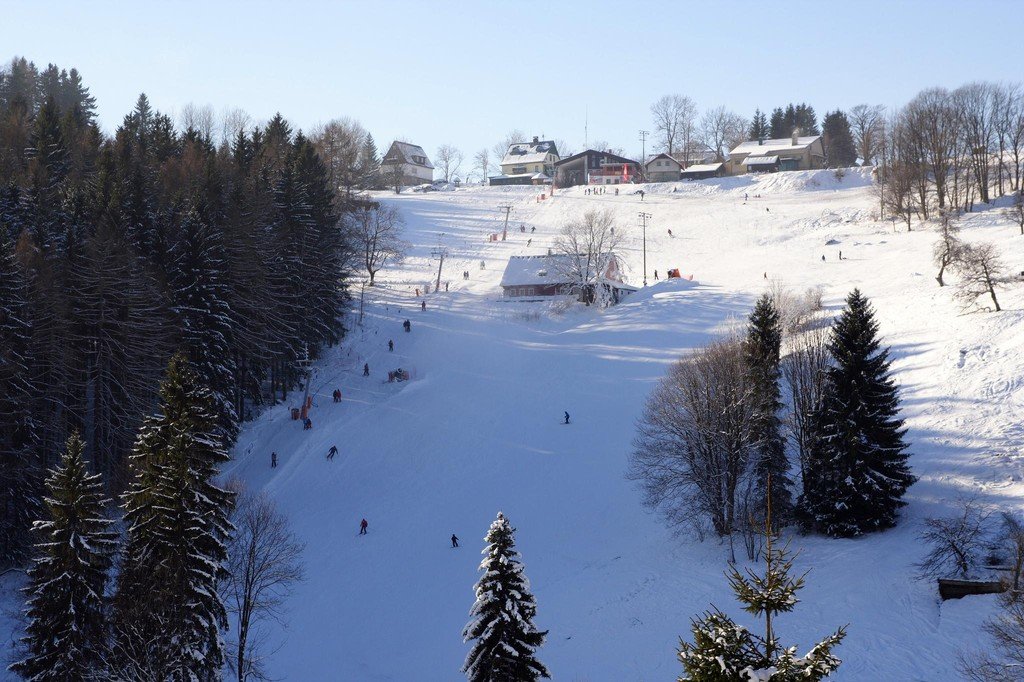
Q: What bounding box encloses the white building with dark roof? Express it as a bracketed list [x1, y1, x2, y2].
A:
[491, 137, 560, 186]
[381, 141, 435, 186]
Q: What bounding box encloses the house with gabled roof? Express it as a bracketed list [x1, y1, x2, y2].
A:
[728, 131, 824, 175]
[381, 141, 434, 186]
[490, 136, 560, 186]
[499, 253, 637, 304]
[554, 150, 641, 187]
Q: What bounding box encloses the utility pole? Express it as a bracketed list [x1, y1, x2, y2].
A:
[498, 203, 513, 241]
[637, 212, 652, 286]
[431, 234, 449, 293]
[638, 130, 649, 182]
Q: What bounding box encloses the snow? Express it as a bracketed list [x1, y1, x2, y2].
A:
[6, 168, 1021, 680]
[732, 136, 823, 154]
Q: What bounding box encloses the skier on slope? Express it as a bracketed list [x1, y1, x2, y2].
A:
[564, 411, 570, 425]
[389, 339, 394, 351]
[359, 519, 368, 535]
[327, 445, 338, 461]
[363, 363, 370, 376]
[271, 452, 278, 468]
[451, 534, 459, 548]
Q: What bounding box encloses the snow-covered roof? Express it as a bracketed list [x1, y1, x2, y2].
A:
[731, 136, 822, 156]
[644, 153, 682, 169]
[384, 141, 434, 169]
[742, 155, 780, 166]
[500, 254, 626, 288]
[501, 255, 574, 287]
[501, 140, 558, 166]
[679, 162, 724, 173]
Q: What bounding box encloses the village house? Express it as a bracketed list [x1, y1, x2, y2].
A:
[381, 141, 435, 186]
[554, 150, 641, 186]
[644, 153, 683, 182]
[489, 137, 560, 186]
[499, 253, 637, 304]
[728, 131, 824, 175]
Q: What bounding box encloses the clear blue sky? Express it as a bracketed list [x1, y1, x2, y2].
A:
[3, 0, 1020, 166]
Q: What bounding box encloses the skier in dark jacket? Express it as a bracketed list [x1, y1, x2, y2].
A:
[271, 452, 278, 468]
[388, 339, 394, 351]
[363, 363, 370, 376]
[421, 300, 426, 312]
[403, 320, 411, 332]
[451, 534, 459, 548]
[359, 519, 368, 535]
[564, 411, 570, 424]
[327, 445, 338, 461]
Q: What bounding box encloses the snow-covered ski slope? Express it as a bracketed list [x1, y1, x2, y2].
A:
[222, 168, 1024, 681]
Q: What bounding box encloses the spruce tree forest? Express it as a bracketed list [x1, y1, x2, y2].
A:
[0, 57, 368, 564]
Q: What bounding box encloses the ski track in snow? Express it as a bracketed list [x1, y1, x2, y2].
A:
[5, 169, 1021, 680]
[220, 170, 1021, 681]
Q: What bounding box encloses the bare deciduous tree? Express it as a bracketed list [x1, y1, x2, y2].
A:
[960, 590, 1024, 681]
[435, 144, 463, 183]
[781, 325, 829, 490]
[953, 241, 1008, 312]
[491, 129, 525, 164]
[311, 117, 366, 198]
[1004, 190, 1024, 235]
[700, 106, 748, 162]
[916, 498, 991, 579]
[848, 104, 886, 165]
[629, 339, 756, 540]
[650, 94, 697, 155]
[179, 102, 215, 140]
[220, 107, 252, 145]
[998, 512, 1024, 592]
[225, 487, 305, 682]
[474, 148, 489, 183]
[552, 209, 623, 306]
[353, 202, 408, 284]
[932, 211, 963, 286]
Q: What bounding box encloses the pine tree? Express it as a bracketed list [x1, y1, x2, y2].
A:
[10, 432, 116, 682]
[769, 107, 787, 139]
[799, 290, 915, 537]
[744, 294, 792, 528]
[359, 132, 381, 189]
[114, 352, 234, 680]
[170, 209, 239, 442]
[821, 110, 858, 168]
[749, 109, 768, 142]
[463, 512, 550, 682]
[0, 226, 40, 561]
[678, 491, 846, 681]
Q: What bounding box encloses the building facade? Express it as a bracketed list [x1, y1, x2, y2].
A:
[381, 141, 435, 186]
[728, 132, 824, 175]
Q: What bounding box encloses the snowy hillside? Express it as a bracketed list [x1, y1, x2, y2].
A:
[219, 169, 1023, 681]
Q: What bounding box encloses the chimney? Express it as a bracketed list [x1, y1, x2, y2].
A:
[791, 129, 799, 146]
[532, 136, 539, 144]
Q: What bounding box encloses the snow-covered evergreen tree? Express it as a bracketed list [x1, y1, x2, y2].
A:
[360, 132, 381, 189]
[114, 352, 234, 681]
[0, 225, 41, 561]
[799, 290, 915, 537]
[170, 209, 238, 442]
[679, 492, 846, 681]
[462, 512, 549, 682]
[10, 431, 116, 682]
[744, 294, 793, 528]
